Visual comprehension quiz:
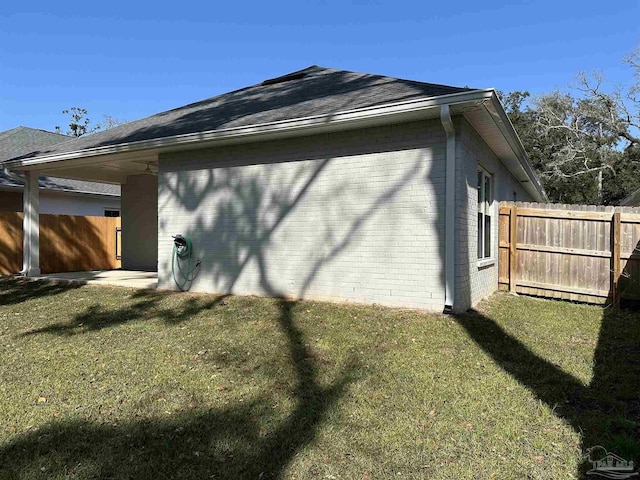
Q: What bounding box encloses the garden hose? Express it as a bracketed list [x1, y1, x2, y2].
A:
[171, 234, 201, 291]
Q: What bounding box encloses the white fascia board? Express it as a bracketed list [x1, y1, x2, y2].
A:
[0, 183, 119, 198]
[5, 89, 495, 170]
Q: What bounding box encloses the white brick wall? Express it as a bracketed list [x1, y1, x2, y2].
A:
[455, 117, 532, 310]
[158, 119, 448, 310]
[157, 116, 534, 311]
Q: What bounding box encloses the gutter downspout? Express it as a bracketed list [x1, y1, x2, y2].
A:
[440, 105, 456, 313]
[3, 166, 24, 184]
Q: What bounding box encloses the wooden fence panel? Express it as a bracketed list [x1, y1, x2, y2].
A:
[0, 213, 121, 275]
[0, 212, 23, 275]
[499, 202, 640, 306]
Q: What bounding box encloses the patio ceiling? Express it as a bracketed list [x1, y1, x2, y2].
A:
[16, 151, 159, 184]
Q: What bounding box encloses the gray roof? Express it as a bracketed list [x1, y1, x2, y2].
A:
[620, 188, 640, 206]
[0, 126, 67, 160]
[7, 66, 474, 159]
[0, 127, 120, 196]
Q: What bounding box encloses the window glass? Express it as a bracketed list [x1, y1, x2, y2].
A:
[477, 212, 483, 258]
[477, 168, 492, 260]
[477, 171, 483, 213]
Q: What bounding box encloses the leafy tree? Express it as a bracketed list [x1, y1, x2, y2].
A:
[55, 108, 126, 137]
[500, 46, 640, 205]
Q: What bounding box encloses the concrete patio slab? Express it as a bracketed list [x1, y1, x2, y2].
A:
[38, 270, 157, 289]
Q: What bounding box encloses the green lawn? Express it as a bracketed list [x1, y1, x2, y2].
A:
[0, 278, 638, 479]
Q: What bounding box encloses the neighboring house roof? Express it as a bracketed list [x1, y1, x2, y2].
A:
[620, 187, 640, 206]
[7, 66, 475, 158]
[0, 172, 120, 196]
[0, 126, 120, 197]
[0, 126, 67, 160]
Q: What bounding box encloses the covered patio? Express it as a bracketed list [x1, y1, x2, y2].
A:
[38, 270, 158, 289]
[5, 150, 159, 278]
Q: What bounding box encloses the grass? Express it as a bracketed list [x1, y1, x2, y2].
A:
[0, 278, 638, 479]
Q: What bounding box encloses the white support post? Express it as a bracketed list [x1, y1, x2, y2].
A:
[22, 170, 41, 276]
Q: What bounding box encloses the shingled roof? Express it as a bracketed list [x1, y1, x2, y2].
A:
[0, 126, 67, 160]
[0, 127, 120, 196]
[7, 66, 475, 159]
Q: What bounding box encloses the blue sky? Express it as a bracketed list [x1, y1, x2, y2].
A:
[0, 1, 638, 132]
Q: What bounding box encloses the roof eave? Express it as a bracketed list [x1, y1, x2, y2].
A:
[0, 183, 120, 198]
[481, 93, 548, 202]
[2, 88, 546, 202]
[3, 89, 495, 169]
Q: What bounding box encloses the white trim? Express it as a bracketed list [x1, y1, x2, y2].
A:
[22, 170, 40, 276]
[0, 184, 120, 198]
[481, 96, 547, 201]
[478, 258, 496, 268]
[477, 166, 494, 262]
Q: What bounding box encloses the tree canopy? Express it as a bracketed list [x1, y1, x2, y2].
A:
[55, 107, 126, 138]
[500, 47, 640, 205]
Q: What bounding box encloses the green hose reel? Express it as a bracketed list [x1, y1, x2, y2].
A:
[171, 234, 201, 291]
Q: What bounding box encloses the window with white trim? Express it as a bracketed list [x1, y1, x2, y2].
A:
[477, 167, 493, 260]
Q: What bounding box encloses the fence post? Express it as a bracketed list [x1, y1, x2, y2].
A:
[509, 204, 517, 292]
[612, 211, 621, 309]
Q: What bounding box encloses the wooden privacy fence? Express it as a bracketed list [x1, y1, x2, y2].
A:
[0, 212, 121, 275]
[499, 202, 640, 306]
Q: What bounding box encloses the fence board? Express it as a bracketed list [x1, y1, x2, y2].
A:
[499, 202, 640, 306]
[0, 212, 121, 275]
[0, 212, 23, 275]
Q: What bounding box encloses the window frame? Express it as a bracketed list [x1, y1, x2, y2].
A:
[477, 166, 494, 265]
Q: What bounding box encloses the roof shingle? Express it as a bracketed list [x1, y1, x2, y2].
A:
[0, 127, 120, 196]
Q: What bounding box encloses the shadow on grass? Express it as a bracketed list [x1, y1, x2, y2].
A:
[20, 289, 231, 337]
[0, 277, 81, 306]
[453, 306, 640, 473]
[2, 298, 357, 479]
